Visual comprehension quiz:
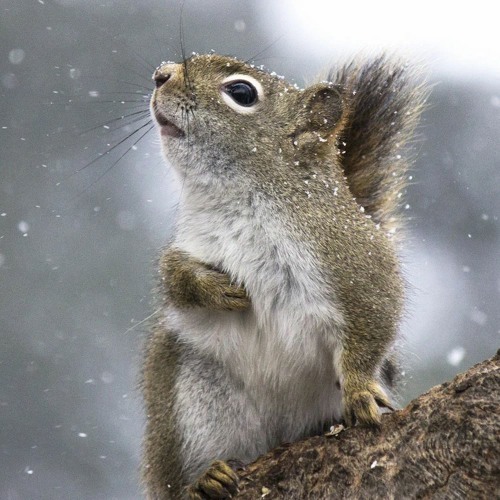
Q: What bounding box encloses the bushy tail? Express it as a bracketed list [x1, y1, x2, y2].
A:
[330, 56, 428, 230]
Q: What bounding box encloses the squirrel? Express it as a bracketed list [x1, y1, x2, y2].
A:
[141, 53, 427, 499]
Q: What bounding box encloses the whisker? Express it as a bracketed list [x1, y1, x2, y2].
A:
[43, 109, 150, 145]
[244, 35, 285, 65]
[52, 99, 150, 105]
[122, 307, 162, 335]
[77, 91, 151, 97]
[94, 99, 149, 104]
[63, 118, 154, 181]
[179, 0, 187, 62]
[48, 91, 150, 99]
[80, 109, 151, 135]
[100, 113, 154, 135]
[109, 33, 158, 73]
[88, 76, 152, 92]
[179, 0, 193, 94]
[72, 122, 155, 201]
[149, 15, 178, 63]
[125, 65, 155, 85]
[38, 106, 149, 165]
[81, 113, 149, 136]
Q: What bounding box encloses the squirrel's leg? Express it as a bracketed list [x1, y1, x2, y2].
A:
[143, 326, 260, 499]
[142, 325, 184, 499]
[340, 326, 396, 427]
[160, 247, 250, 311]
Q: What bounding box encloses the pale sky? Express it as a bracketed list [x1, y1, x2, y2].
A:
[264, 0, 500, 80]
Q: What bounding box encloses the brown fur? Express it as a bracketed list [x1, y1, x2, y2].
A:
[331, 56, 427, 230]
[160, 249, 250, 311]
[141, 324, 184, 498]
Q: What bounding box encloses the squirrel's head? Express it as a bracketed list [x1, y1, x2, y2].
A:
[151, 54, 344, 183]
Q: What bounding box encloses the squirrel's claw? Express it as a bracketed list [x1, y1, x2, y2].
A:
[200, 270, 250, 311]
[188, 460, 239, 499]
[343, 380, 393, 427]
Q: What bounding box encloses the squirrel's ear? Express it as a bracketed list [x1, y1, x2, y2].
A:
[291, 84, 344, 146]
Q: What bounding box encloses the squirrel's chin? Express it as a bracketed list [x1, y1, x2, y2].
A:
[153, 111, 185, 138]
[160, 123, 185, 139]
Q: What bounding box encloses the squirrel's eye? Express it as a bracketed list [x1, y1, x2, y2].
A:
[223, 81, 258, 107]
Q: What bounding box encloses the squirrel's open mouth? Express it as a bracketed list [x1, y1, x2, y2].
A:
[154, 112, 185, 139]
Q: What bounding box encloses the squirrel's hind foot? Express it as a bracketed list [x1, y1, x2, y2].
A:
[343, 379, 394, 427]
[187, 460, 239, 499]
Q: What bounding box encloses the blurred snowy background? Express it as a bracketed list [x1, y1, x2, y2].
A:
[0, 0, 498, 498]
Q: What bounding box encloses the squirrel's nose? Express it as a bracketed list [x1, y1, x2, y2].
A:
[153, 70, 171, 89]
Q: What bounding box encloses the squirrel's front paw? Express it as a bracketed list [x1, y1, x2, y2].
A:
[160, 248, 250, 310]
[196, 269, 250, 311]
[343, 379, 394, 427]
[187, 460, 239, 499]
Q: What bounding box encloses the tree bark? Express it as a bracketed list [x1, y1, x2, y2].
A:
[236, 350, 500, 499]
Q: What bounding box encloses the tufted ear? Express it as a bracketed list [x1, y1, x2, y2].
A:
[290, 83, 345, 148]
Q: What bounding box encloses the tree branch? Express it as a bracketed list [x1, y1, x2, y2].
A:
[236, 350, 500, 499]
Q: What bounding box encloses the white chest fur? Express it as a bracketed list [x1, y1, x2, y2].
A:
[167, 184, 345, 426]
